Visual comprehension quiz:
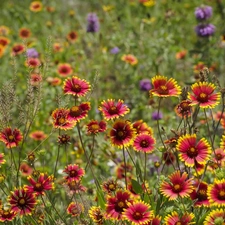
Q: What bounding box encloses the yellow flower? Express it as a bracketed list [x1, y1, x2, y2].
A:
[102, 5, 114, 12]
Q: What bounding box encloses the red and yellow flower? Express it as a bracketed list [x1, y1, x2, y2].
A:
[25, 173, 54, 196]
[9, 187, 36, 216]
[30, 1, 43, 12]
[99, 99, 130, 120]
[25, 58, 41, 68]
[63, 76, 91, 97]
[204, 209, 225, 225]
[132, 120, 153, 135]
[133, 133, 155, 153]
[188, 82, 220, 108]
[67, 31, 78, 43]
[109, 120, 135, 148]
[160, 170, 193, 200]
[105, 190, 133, 220]
[150, 75, 181, 97]
[164, 211, 195, 225]
[89, 206, 105, 224]
[121, 54, 138, 66]
[51, 108, 76, 130]
[123, 201, 153, 225]
[0, 127, 23, 148]
[175, 100, 192, 118]
[19, 28, 31, 39]
[176, 133, 211, 167]
[63, 164, 85, 182]
[208, 179, 225, 207]
[57, 63, 73, 77]
[190, 181, 210, 207]
[68, 102, 91, 122]
[0, 36, 10, 47]
[29, 73, 42, 87]
[11, 43, 25, 56]
[67, 202, 84, 217]
[86, 120, 107, 134]
[0, 208, 16, 222]
[0, 153, 6, 167]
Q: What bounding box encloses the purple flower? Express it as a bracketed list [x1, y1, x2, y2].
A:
[139, 79, 152, 91]
[26, 48, 39, 58]
[110, 47, 120, 54]
[152, 111, 163, 120]
[86, 13, 100, 33]
[195, 24, 215, 37]
[195, 6, 212, 20]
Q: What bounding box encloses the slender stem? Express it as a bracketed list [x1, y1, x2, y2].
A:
[85, 135, 95, 171]
[122, 146, 127, 189]
[203, 109, 214, 151]
[144, 152, 147, 182]
[41, 196, 57, 224]
[77, 122, 101, 189]
[10, 147, 17, 171]
[0, 186, 8, 196]
[54, 130, 61, 178]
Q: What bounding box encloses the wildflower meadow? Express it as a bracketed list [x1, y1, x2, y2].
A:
[1, 0, 225, 224]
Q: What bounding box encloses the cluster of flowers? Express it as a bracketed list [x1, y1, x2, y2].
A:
[195, 5, 215, 37]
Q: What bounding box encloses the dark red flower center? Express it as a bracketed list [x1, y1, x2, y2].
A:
[218, 189, 225, 200]
[69, 170, 78, 177]
[60, 67, 69, 73]
[13, 45, 23, 53]
[70, 106, 81, 117]
[34, 182, 43, 192]
[197, 92, 208, 103]
[157, 85, 169, 95]
[69, 32, 77, 39]
[216, 153, 223, 160]
[187, 147, 198, 158]
[72, 84, 81, 93]
[115, 201, 126, 212]
[117, 130, 126, 139]
[108, 106, 118, 115]
[33, 3, 41, 9]
[133, 211, 143, 220]
[18, 198, 26, 206]
[21, 30, 29, 37]
[172, 184, 182, 193]
[140, 140, 149, 148]
[197, 189, 207, 201]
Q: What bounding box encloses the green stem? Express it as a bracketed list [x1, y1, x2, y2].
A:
[54, 130, 61, 178]
[85, 135, 95, 171]
[122, 146, 127, 189]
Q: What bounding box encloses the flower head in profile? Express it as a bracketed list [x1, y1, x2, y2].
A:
[63, 76, 91, 97]
[25, 58, 41, 68]
[52, 108, 76, 130]
[133, 133, 155, 153]
[175, 100, 192, 118]
[25, 173, 54, 196]
[89, 206, 104, 224]
[188, 82, 220, 108]
[150, 75, 181, 97]
[68, 102, 91, 122]
[102, 179, 118, 194]
[132, 120, 153, 135]
[121, 54, 138, 66]
[99, 99, 130, 120]
[29, 130, 47, 141]
[9, 187, 36, 216]
[30, 73, 42, 87]
[67, 202, 84, 217]
[123, 201, 153, 225]
[63, 164, 85, 182]
[86, 13, 100, 33]
[190, 181, 209, 207]
[208, 179, 225, 207]
[176, 133, 211, 167]
[0, 127, 23, 148]
[160, 171, 193, 200]
[164, 211, 195, 225]
[0, 207, 17, 222]
[86, 120, 107, 134]
[105, 190, 133, 220]
[57, 63, 73, 77]
[109, 120, 135, 148]
[20, 162, 33, 176]
[30, 1, 43, 12]
[116, 162, 133, 181]
[0, 36, 10, 47]
[204, 209, 225, 225]
[11, 43, 25, 56]
[139, 0, 155, 7]
[65, 180, 87, 194]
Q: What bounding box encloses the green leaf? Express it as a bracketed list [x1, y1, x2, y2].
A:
[97, 189, 106, 210]
[131, 179, 143, 194]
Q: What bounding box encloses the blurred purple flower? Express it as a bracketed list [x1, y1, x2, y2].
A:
[26, 48, 39, 58]
[110, 47, 120, 54]
[195, 24, 215, 37]
[152, 111, 163, 120]
[139, 79, 152, 91]
[86, 13, 100, 33]
[195, 6, 212, 20]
